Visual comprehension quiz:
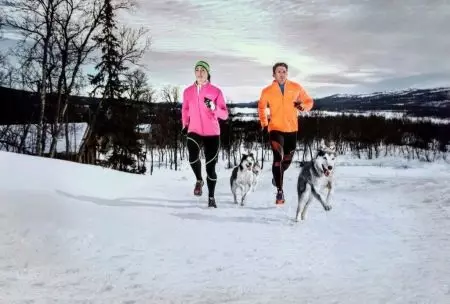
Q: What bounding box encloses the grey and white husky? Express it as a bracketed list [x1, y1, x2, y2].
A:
[251, 161, 261, 192]
[230, 152, 257, 206]
[295, 140, 337, 221]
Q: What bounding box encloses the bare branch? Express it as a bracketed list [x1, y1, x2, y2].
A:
[161, 85, 180, 104]
[117, 25, 151, 68]
[124, 68, 153, 102]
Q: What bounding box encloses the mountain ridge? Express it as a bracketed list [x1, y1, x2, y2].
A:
[1, 85, 450, 120]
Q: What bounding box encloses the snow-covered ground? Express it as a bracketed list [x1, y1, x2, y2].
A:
[1, 151, 450, 303]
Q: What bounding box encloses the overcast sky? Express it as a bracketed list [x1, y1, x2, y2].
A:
[117, 0, 449, 101]
[2, 0, 449, 101]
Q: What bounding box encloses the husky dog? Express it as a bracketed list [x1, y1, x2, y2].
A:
[295, 140, 337, 221]
[251, 161, 262, 192]
[230, 152, 256, 206]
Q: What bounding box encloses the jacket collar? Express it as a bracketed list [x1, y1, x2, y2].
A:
[272, 79, 290, 87]
[194, 80, 210, 88]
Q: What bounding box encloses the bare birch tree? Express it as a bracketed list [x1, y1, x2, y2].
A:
[1, 0, 66, 155]
[160, 85, 181, 170]
[47, 0, 110, 157]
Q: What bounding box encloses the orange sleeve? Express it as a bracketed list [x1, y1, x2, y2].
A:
[257, 89, 268, 128]
[297, 85, 314, 112]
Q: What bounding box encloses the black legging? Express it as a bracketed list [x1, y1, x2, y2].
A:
[186, 132, 220, 198]
[269, 130, 297, 190]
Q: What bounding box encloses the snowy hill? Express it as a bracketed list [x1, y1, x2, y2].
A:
[1, 151, 450, 303]
[313, 87, 450, 117]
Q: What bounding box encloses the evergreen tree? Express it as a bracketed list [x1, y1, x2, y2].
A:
[89, 0, 127, 99]
[87, 0, 146, 174]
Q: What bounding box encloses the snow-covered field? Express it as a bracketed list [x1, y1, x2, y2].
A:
[1, 151, 450, 303]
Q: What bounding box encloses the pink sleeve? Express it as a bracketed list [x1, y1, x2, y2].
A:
[215, 88, 229, 120]
[181, 89, 189, 128]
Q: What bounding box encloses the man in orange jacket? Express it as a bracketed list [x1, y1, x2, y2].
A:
[258, 62, 314, 205]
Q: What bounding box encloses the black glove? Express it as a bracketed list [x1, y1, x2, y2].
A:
[261, 126, 269, 140]
[294, 100, 304, 111]
[204, 97, 216, 110]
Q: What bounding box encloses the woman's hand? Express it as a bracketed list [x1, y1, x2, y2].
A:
[204, 97, 216, 111]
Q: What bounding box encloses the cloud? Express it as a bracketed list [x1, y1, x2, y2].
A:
[126, 0, 450, 99]
[140, 50, 277, 87]
[2, 0, 449, 100]
[271, 0, 450, 75]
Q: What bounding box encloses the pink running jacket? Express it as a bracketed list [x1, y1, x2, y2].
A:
[181, 82, 229, 136]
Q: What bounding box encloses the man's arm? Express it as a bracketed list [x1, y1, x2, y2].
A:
[297, 84, 314, 112]
[257, 89, 268, 129]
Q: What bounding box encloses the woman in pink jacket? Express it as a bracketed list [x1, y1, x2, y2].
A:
[181, 60, 229, 208]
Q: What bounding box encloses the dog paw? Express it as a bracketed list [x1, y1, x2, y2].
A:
[324, 204, 332, 211]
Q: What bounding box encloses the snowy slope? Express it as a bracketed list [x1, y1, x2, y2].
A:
[1, 151, 450, 304]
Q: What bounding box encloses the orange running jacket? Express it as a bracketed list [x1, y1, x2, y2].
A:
[257, 79, 314, 133]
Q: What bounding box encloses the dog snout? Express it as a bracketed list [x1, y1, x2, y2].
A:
[328, 165, 333, 170]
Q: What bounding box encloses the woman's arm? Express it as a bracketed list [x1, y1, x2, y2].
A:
[214, 89, 229, 120]
[181, 89, 190, 128]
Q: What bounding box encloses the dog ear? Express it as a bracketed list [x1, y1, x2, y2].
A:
[317, 139, 326, 156]
[327, 140, 336, 153]
[319, 139, 336, 154]
[319, 139, 326, 151]
[320, 138, 325, 145]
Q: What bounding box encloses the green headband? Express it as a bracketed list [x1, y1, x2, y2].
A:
[195, 60, 210, 74]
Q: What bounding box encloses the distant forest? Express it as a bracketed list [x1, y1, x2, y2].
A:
[1, 85, 449, 175]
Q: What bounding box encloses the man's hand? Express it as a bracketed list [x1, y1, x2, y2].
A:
[294, 100, 304, 111]
[261, 126, 269, 139]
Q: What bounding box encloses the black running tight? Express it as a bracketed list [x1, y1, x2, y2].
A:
[269, 130, 297, 190]
[186, 132, 220, 197]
